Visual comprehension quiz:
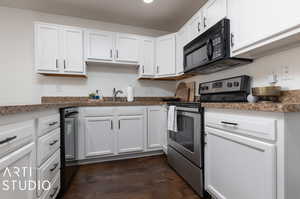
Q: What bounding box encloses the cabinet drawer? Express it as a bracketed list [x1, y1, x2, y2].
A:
[205, 112, 277, 141]
[38, 114, 60, 137]
[39, 172, 60, 199]
[37, 128, 60, 166]
[37, 150, 60, 197]
[81, 107, 115, 117]
[0, 120, 35, 158]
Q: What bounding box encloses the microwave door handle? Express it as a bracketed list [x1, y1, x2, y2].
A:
[206, 39, 214, 60]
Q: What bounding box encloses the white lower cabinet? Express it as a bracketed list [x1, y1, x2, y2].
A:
[205, 127, 276, 199]
[0, 143, 36, 199]
[118, 115, 145, 153]
[84, 116, 115, 158]
[81, 106, 165, 160]
[147, 106, 165, 150]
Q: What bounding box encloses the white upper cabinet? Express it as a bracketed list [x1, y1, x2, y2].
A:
[188, 9, 203, 41]
[139, 37, 155, 77]
[35, 23, 85, 75]
[228, 0, 300, 56]
[203, 0, 227, 30]
[115, 33, 140, 63]
[156, 33, 176, 76]
[63, 27, 84, 73]
[35, 24, 60, 72]
[176, 25, 189, 75]
[85, 30, 114, 62]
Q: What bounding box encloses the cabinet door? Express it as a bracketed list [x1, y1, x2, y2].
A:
[0, 143, 35, 199]
[35, 24, 60, 72]
[176, 26, 188, 74]
[147, 107, 164, 150]
[229, 0, 300, 55]
[188, 10, 203, 41]
[140, 37, 155, 77]
[85, 30, 114, 61]
[84, 117, 115, 157]
[63, 27, 84, 73]
[156, 34, 176, 76]
[205, 127, 276, 199]
[117, 115, 145, 153]
[116, 33, 140, 63]
[203, 0, 227, 30]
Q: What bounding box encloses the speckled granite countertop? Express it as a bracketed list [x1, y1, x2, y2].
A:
[0, 100, 168, 116]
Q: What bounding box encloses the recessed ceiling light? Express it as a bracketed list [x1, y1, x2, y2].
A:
[143, 0, 154, 4]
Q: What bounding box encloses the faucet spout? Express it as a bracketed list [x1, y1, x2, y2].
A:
[112, 88, 123, 102]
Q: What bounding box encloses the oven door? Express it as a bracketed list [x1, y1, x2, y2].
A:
[168, 107, 202, 167]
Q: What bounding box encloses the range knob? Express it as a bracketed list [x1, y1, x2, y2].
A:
[227, 82, 233, 88]
[234, 82, 240, 87]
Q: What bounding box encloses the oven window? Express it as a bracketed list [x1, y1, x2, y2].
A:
[170, 112, 194, 152]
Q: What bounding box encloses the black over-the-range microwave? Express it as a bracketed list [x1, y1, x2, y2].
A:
[184, 18, 253, 74]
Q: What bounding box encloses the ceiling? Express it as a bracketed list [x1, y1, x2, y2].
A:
[0, 0, 206, 32]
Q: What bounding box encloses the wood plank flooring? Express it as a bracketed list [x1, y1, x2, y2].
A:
[62, 155, 202, 199]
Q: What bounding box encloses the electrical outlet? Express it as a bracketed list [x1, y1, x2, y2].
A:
[282, 66, 293, 81]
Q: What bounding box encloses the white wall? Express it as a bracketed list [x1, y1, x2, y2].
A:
[0, 6, 175, 105]
[182, 44, 300, 95]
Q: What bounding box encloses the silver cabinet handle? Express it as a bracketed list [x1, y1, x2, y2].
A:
[63, 60, 66, 69]
[49, 121, 58, 126]
[142, 65, 145, 73]
[204, 17, 207, 28]
[118, 120, 120, 129]
[110, 49, 113, 58]
[111, 120, 113, 130]
[50, 163, 59, 172]
[231, 33, 234, 47]
[221, 121, 238, 126]
[49, 140, 58, 146]
[0, 136, 17, 145]
[198, 22, 201, 32]
[116, 50, 119, 59]
[156, 66, 159, 74]
[50, 187, 59, 198]
[55, 59, 58, 68]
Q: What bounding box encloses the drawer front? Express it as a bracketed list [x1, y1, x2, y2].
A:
[81, 107, 115, 117]
[37, 150, 60, 197]
[38, 114, 60, 137]
[37, 128, 60, 166]
[0, 120, 35, 158]
[205, 111, 277, 141]
[39, 172, 60, 199]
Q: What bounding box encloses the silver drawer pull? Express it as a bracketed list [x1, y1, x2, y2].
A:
[221, 121, 238, 126]
[0, 136, 17, 145]
[50, 187, 59, 198]
[49, 121, 58, 126]
[49, 140, 58, 146]
[50, 163, 59, 172]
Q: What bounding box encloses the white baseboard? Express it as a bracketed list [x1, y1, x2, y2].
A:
[77, 150, 164, 166]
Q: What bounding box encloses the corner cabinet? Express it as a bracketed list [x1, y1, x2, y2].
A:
[35, 23, 85, 76]
[156, 34, 176, 77]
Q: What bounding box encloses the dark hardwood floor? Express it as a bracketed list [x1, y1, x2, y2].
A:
[63, 155, 202, 199]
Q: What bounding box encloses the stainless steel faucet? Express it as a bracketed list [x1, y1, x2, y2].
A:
[112, 88, 123, 102]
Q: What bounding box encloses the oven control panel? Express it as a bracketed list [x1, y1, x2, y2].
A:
[199, 75, 250, 94]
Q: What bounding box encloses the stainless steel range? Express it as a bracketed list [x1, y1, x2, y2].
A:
[167, 102, 205, 197]
[167, 75, 251, 198]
